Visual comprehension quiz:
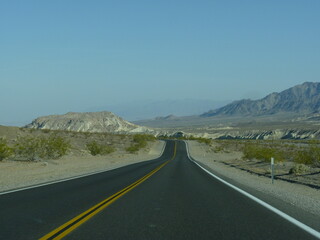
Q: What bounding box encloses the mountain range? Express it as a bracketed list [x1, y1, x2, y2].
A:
[88, 99, 229, 121]
[24, 82, 320, 137]
[201, 82, 320, 117]
[134, 82, 320, 128]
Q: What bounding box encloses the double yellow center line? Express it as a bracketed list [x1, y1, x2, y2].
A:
[40, 142, 176, 240]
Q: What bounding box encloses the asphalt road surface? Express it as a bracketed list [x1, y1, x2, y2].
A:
[0, 140, 319, 240]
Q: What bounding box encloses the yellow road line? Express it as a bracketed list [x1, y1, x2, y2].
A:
[39, 142, 177, 240]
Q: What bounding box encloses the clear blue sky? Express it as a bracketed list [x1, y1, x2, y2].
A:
[1, 0, 320, 125]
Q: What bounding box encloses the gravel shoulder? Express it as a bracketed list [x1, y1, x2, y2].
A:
[187, 141, 320, 220]
[0, 141, 165, 193]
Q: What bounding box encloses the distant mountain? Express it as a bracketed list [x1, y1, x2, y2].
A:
[89, 99, 230, 121]
[25, 111, 151, 133]
[201, 82, 320, 117]
[154, 115, 179, 120]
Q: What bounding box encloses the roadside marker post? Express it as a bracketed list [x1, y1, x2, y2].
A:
[271, 157, 274, 184]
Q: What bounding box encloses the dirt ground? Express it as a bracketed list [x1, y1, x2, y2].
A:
[0, 125, 165, 192]
[205, 141, 320, 189]
[0, 141, 165, 192]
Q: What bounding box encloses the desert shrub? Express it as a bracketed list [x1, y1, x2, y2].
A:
[86, 141, 115, 156]
[197, 137, 212, 145]
[133, 134, 156, 143]
[242, 143, 284, 162]
[0, 138, 13, 161]
[293, 143, 320, 166]
[213, 145, 224, 153]
[45, 135, 70, 159]
[289, 164, 310, 175]
[82, 132, 92, 138]
[119, 134, 126, 140]
[126, 134, 155, 153]
[309, 144, 320, 167]
[293, 150, 313, 165]
[133, 136, 146, 148]
[126, 145, 141, 153]
[15, 135, 70, 161]
[186, 135, 197, 140]
[15, 136, 43, 161]
[86, 141, 101, 155]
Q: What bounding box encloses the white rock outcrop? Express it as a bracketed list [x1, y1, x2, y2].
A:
[25, 111, 151, 134]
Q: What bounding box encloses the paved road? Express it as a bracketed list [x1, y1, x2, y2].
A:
[0, 141, 318, 239]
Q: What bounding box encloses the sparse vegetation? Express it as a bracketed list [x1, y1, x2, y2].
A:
[126, 134, 156, 153]
[293, 141, 320, 166]
[86, 141, 115, 156]
[14, 136, 42, 161]
[242, 143, 285, 162]
[45, 135, 71, 159]
[289, 164, 310, 175]
[159, 135, 212, 146]
[1, 126, 161, 161]
[213, 145, 224, 153]
[14, 135, 70, 161]
[206, 139, 320, 167]
[196, 137, 212, 145]
[0, 138, 13, 161]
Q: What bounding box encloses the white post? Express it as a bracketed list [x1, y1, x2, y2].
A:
[271, 157, 274, 184]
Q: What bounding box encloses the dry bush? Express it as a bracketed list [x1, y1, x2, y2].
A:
[289, 164, 310, 175]
[86, 141, 115, 156]
[293, 142, 320, 166]
[242, 142, 284, 162]
[126, 134, 155, 153]
[14, 135, 70, 161]
[0, 138, 13, 161]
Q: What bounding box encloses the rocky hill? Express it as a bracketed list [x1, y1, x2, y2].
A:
[25, 111, 151, 134]
[201, 82, 320, 117]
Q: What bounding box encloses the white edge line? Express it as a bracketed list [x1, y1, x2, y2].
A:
[159, 140, 166, 157]
[0, 141, 167, 196]
[184, 141, 320, 239]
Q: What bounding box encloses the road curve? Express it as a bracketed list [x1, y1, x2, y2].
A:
[0, 140, 318, 240]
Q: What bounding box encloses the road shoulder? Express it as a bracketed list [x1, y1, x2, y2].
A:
[0, 141, 165, 193]
[187, 140, 320, 231]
